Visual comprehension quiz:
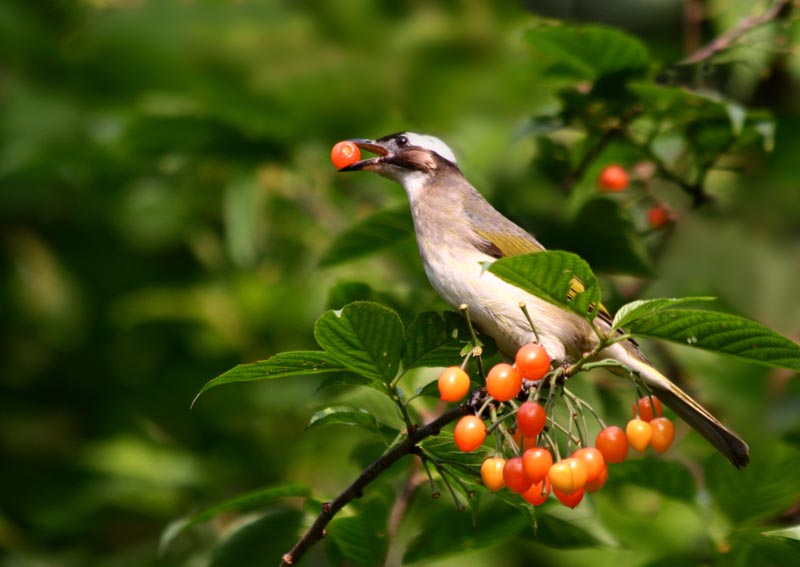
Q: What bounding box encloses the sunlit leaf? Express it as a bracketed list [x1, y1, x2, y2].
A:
[627, 309, 800, 371]
[488, 251, 601, 321]
[314, 301, 405, 385]
[527, 23, 650, 80]
[192, 351, 347, 406]
[612, 297, 716, 332]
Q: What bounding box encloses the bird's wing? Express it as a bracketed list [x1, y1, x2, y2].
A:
[473, 227, 614, 325]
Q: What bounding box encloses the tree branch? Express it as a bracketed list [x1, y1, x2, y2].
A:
[279, 404, 469, 567]
[681, 0, 793, 65]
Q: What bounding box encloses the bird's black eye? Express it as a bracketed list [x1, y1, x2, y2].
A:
[396, 135, 408, 147]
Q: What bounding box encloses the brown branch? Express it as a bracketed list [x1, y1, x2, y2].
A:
[682, 0, 793, 64]
[279, 404, 469, 567]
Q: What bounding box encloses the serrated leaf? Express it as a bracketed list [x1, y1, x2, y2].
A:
[160, 484, 309, 555]
[319, 206, 413, 267]
[210, 509, 303, 567]
[706, 445, 800, 525]
[306, 406, 381, 434]
[403, 311, 472, 370]
[626, 308, 800, 371]
[314, 302, 405, 386]
[527, 23, 650, 80]
[488, 251, 601, 321]
[612, 297, 716, 332]
[192, 351, 347, 406]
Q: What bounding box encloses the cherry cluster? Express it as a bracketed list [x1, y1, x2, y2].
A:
[438, 344, 676, 508]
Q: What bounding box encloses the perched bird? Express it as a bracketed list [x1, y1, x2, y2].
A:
[340, 132, 749, 468]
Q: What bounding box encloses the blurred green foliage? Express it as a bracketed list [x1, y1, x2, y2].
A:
[1, 1, 799, 566]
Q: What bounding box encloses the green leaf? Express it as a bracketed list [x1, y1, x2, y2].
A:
[706, 444, 800, 525]
[192, 351, 348, 406]
[319, 206, 413, 267]
[314, 302, 405, 386]
[626, 308, 800, 371]
[403, 311, 472, 370]
[326, 497, 389, 567]
[402, 497, 529, 564]
[535, 513, 602, 548]
[612, 297, 716, 332]
[488, 251, 601, 321]
[306, 405, 381, 435]
[526, 23, 650, 80]
[210, 509, 303, 567]
[604, 458, 696, 502]
[159, 483, 309, 554]
[764, 526, 800, 542]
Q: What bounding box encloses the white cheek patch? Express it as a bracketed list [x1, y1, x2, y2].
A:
[403, 133, 458, 165]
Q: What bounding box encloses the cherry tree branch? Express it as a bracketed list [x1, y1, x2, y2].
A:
[681, 0, 793, 64]
[279, 404, 468, 567]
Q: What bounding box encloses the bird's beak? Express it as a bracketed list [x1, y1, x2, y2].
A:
[338, 139, 390, 172]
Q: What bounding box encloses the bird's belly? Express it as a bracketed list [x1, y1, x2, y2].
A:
[421, 247, 594, 361]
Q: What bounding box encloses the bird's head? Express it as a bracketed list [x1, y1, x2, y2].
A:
[339, 132, 460, 192]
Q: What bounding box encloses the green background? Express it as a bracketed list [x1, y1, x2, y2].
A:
[1, 1, 799, 565]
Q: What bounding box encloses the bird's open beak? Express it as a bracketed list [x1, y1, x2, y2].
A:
[338, 139, 389, 172]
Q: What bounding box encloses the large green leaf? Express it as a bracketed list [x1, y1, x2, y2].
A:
[526, 23, 650, 80]
[488, 251, 601, 321]
[209, 509, 303, 567]
[326, 497, 390, 567]
[159, 483, 309, 554]
[626, 308, 800, 371]
[403, 311, 473, 370]
[314, 301, 405, 385]
[319, 206, 414, 267]
[611, 297, 716, 332]
[706, 445, 800, 525]
[402, 498, 529, 564]
[192, 351, 348, 406]
[604, 458, 697, 502]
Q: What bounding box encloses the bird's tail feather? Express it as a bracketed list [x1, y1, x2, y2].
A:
[606, 343, 750, 468]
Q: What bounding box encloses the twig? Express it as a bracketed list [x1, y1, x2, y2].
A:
[279, 405, 468, 567]
[681, 0, 793, 64]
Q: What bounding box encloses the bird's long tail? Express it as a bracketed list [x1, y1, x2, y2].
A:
[605, 342, 750, 468]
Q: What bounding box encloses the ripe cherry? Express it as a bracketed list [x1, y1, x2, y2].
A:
[595, 426, 628, 464]
[437, 366, 470, 402]
[585, 464, 608, 493]
[503, 456, 533, 494]
[330, 141, 361, 169]
[649, 417, 675, 454]
[453, 415, 486, 452]
[626, 418, 653, 452]
[598, 164, 629, 192]
[548, 458, 587, 495]
[647, 205, 671, 230]
[553, 486, 585, 508]
[480, 457, 507, 492]
[521, 477, 551, 506]
[632, 395, 663, 422]
[516, 401, 547, 438]
[485, 363, 522, 402]
[515, 343, 551, 380]
[572, 447, 606, 483]
[522, 447, 553, 484]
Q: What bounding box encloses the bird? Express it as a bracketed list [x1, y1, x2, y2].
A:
[339, 131, 749, 468]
